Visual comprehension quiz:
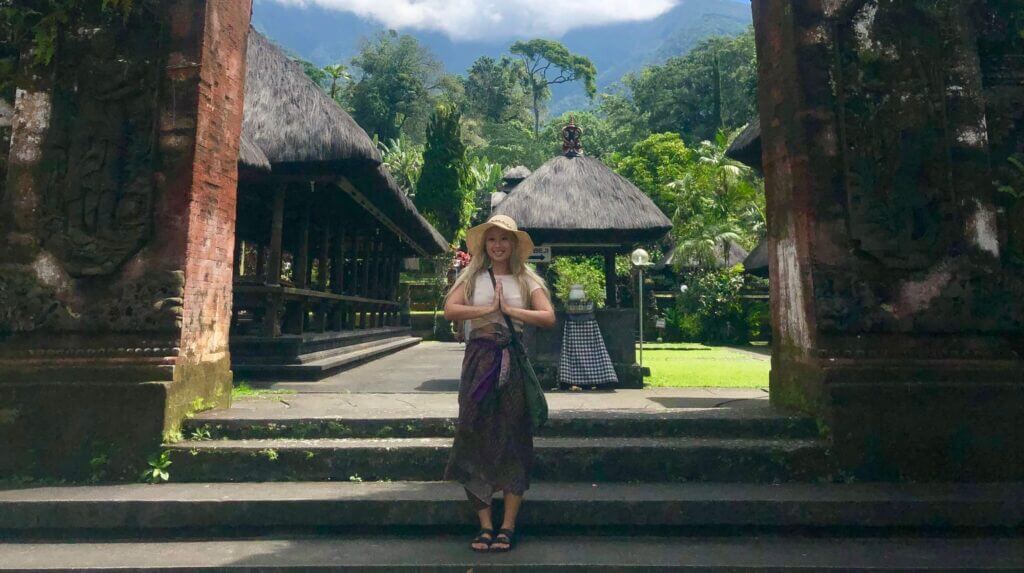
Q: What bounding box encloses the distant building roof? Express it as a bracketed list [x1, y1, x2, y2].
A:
[726, 118, 762, 174]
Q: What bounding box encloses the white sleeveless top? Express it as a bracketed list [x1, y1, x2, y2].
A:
[465, 272, 543, 337]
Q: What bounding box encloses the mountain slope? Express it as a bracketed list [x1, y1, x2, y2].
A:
[250, 0, 751, 113]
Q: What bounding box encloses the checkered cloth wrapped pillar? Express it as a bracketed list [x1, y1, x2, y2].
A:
[558, 310, 618, 388]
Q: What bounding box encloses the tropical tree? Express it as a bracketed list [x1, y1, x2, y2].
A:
[378, 136, 423, 196]
[627, 28, 758, 144]
[509, 39, 597, 135]
[415, 105, 473, 242]
[471, 119, 547, 170]
[464, 56, 529, 123]
[465, 157, 504, 226]
[668, 131, 764, 267]
[322, 63, 350, 105]
[609, 132, 694, 217]
[349, 31, 444, 142]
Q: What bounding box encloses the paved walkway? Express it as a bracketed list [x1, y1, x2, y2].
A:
[222, 342, 774, 421]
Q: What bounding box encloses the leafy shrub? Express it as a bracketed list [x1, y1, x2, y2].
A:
[550, 256, 605, 308]
[677, 265, 760, 344]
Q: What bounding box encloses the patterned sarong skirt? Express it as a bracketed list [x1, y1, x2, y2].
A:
[444, 324, 533, 508]
[558, 313, 618, 388]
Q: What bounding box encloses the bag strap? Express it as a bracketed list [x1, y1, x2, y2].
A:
[487, 268, 520, 344]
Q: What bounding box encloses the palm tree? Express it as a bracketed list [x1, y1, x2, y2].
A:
[379, 136, 424, 196]
[667, 129, 764, 269]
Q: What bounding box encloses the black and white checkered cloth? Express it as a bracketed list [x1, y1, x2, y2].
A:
[558, 316, 618, 387]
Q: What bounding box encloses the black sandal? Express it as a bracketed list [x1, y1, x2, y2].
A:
[491, 528, 515, 552]
[470, 528, 495, 552]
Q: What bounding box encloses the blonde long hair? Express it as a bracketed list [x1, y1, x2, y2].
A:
[446, 234, 549, 307]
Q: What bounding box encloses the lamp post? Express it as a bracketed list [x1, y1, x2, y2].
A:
[631, 248, 653, 369]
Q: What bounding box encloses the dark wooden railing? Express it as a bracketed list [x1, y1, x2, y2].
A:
[232, 283, 402, 338]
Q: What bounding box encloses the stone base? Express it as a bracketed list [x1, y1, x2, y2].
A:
[0, 381, 167, 481]
[771, 358, 1024, 481]
[0, 356, 232, 481]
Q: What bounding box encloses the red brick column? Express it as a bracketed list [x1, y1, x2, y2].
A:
[0, 0, 253, 479]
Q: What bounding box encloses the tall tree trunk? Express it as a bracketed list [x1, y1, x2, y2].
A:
[712, 50, 723, 132]
[532, 84, 542, 136]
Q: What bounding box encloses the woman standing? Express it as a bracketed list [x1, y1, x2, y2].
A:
[443, 215, 556, 553]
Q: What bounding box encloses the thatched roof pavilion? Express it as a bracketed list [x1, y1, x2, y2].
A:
[238, 133, 271, 173]
[229, 29, 447, 380]
[659, 239, 750, 270]
[493, 142, 671, 246]
[726, 119, 762, 174]
[493, 119, 672, 307]
[236, 28, 445, 256]
[743, 238, 769, 277]
[241, 29, 380, 171]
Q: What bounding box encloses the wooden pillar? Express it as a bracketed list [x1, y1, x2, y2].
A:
[360, 238, 372, 297]
[604, 251, 617, 308]
[255, 244, 266, 281]
[317, 223, 331, 292]
[265, 183, 286, 286]
[330, 227, 347, 331]
[332, 228, 347, 294]
[232, 238, 243, 280]
[261, 183, 286, 337]
[313, 213, 332, 332]
[292, 194, 311, 289]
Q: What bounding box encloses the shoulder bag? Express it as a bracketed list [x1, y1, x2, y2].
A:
[488, 269, 548, 431]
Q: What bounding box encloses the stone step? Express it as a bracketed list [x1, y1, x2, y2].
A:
[2, 481, 1021, 533]
[233, 336, 421, 381]
[231, 326, 413, 360]
[182, 410, 820, 440]
[2, 534, 1021, 571]
[165, 436, 831, 483]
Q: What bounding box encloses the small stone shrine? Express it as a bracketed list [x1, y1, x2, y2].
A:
[493, 117, 673, 387]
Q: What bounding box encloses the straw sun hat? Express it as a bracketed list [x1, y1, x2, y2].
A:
[465, 215, 535, 265]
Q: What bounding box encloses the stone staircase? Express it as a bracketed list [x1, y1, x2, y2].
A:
[2, 404, 1022, 570]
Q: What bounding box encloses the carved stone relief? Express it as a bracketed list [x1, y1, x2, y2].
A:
[832, 1, 959, 270]
[38, 24, 163, 276]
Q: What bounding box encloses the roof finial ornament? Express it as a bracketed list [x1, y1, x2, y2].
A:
[562, 114, 584, 157]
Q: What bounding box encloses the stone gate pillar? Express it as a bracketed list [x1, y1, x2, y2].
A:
[0, 1, 252, 479]
[753, 0, 1024, 480]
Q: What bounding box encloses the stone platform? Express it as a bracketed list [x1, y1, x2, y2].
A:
[5, 342, 1021, 571]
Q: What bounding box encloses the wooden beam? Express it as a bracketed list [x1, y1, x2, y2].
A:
[336, 176, 432, 257]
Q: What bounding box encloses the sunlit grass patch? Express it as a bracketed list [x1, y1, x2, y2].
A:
[641, 342, 769, 388]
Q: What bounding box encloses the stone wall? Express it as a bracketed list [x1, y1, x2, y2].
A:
[753, 0, 1024, 480]
[0, 1, 252, 479]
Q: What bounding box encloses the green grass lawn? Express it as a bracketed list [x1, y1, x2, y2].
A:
[641, 342, 770, 388]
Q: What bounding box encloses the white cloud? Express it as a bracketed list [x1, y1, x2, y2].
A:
[269, 0, 680, 41]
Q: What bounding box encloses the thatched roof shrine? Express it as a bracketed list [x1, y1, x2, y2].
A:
[743, 238, 769, 277]
[726, 119, 762, 173]
[241, 29, 381, 170]
[493, 124, 671, 248]
[659, 239, 750, 270]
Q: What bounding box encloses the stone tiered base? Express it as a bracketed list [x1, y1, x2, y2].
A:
[230, 326, 421, 380]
